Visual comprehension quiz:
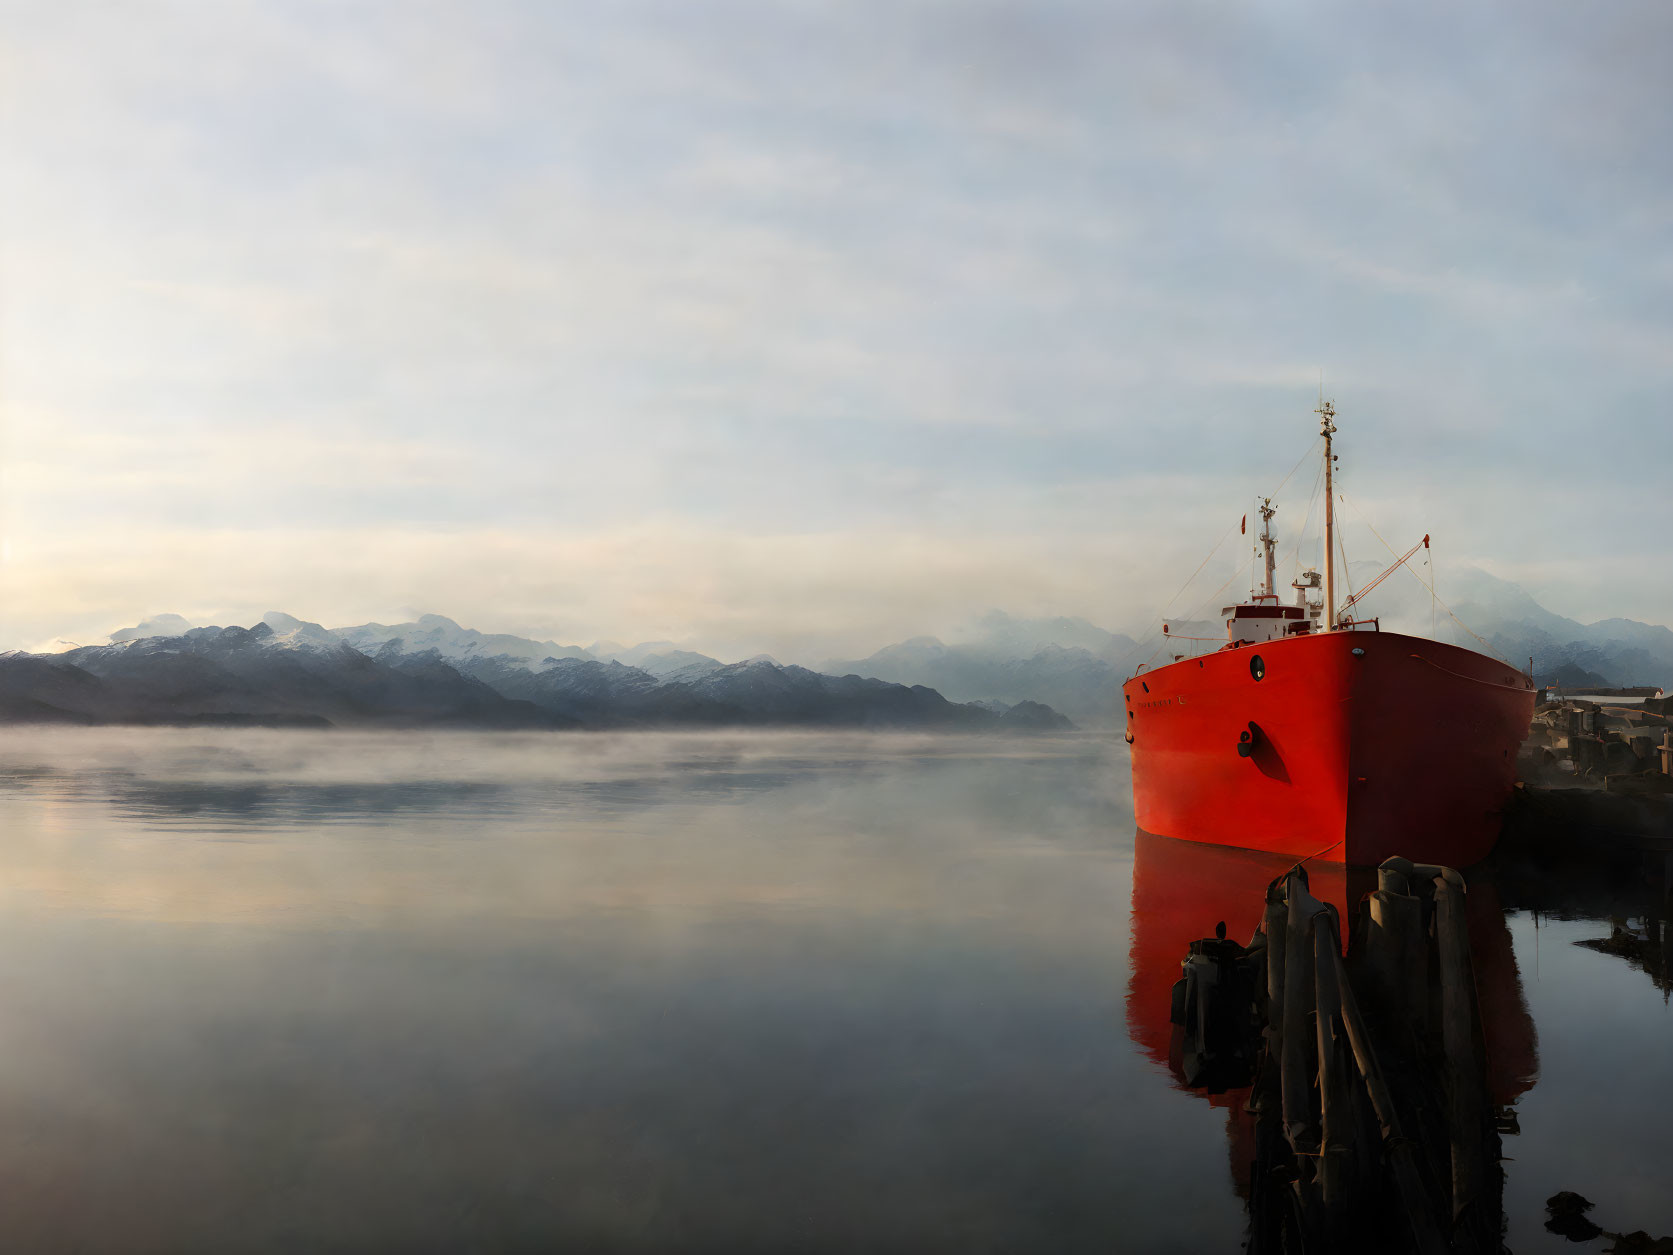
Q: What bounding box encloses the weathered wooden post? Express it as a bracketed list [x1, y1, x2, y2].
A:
[1264, 876, 1287, 1040]
[1207, 855, 1515, 1251]
[1366, 861, 1423, 1026]
[1373, 858, 1435, 1033]
[1331, 929, 1450, 1255]
[1281, 868, 1320, 1155]
[1313, 904, 1354, 1215]
[1432, 867, 1485, 1221]
[1202, 856, 1507, 1253]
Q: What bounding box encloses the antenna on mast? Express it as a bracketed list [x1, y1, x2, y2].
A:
[1258, 497, 1277, 598]
[1316, 396, 1338, 630]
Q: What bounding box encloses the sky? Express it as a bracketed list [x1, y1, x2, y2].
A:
[1, 0, 1669, 661]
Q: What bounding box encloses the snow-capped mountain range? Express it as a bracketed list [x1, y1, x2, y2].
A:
[5, 569, 1666, 731]
[0, 613, 1072, 732]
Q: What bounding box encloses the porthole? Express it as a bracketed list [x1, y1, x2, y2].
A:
[1250, 655, 1266, 682]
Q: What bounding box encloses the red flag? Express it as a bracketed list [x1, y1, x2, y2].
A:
[1241, 514, 1246, 535]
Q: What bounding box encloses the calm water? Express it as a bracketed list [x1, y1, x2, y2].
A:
[0, 728, 1664, 1252]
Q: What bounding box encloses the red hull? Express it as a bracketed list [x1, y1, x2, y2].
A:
[1122, 630, 1535, 867]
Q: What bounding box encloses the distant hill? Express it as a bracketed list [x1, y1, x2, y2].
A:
[46, 620, 560, 729]
[1, 615, 1073, 732]
[829, 587, 1673, 716]
[404, 647, 1070, 731]
[826, 612, 1141, 721]
[1447, 569, 1673, 689]
[327, 613, 729, 679]
[329, 613, 592, 665]
[24, 577, 1663, 731]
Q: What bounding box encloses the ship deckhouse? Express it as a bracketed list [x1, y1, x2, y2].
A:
[1220, 498, 1320, 645]
[1222, 597, 1308, 645]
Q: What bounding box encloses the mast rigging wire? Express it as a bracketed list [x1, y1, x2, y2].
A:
[1135, 550, 1258, 670]
[1336, 511, 1356, 612]
[1284, 461, 1326, 586]
[1337, 491, 1512, 664]
[1125, 439, 1321, 660]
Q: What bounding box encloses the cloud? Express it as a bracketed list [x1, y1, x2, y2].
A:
[0, 0, 1668, 651]
[0, 519, 1158, 662]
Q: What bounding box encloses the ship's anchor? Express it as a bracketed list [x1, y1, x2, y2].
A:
[1237, 721, 1263, 757]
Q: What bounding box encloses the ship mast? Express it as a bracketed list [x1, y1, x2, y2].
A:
[1257, 497, 1277, 598]
[1317, 398, 1337, 630]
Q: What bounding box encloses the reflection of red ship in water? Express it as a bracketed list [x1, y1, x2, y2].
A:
[1125, 830, 1538, 1207]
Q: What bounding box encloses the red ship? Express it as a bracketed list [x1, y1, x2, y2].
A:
[1122, 401, 1536, 868]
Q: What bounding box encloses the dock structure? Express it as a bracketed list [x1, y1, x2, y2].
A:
[1519, 695, 1673, 796]
[1171, 860, 1508, 1253]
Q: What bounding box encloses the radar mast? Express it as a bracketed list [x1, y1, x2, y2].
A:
[1257, 498, 1277, 598]
[1317, 398, 1337, 629]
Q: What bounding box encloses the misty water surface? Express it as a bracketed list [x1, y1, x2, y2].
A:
[0, 729, 1664, 1252]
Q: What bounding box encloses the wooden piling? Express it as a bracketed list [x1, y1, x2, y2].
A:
[1313, 906, 1354, 1213]
[1264, 879, 1287, 1040]
[1367, 865, 1423, 1026]
[1432, 869, 1485, 1221]
[1281, 871, 1321, 1152]
[1199, 858, 1505, 1252]
[1333, 940, 1450, 1255]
